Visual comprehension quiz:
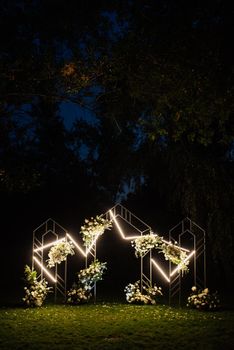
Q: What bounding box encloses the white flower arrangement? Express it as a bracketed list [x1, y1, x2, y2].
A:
[80, 215, 112, 247]
[23, 265, 52, 307]
[67, 283, 92, 304]
[78, 259, 107, 290]
[47, 239, 75, 268]
[67, 260, 107, 304]
[161, 243, 189, 274]
[124, 280, 163, 305]
[132, 233, 189, 273]
[132, 233, 162, 257]
[187, 286, 220, 311]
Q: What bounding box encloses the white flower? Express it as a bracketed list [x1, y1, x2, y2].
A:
[23, 266, 52, 307]
[125, 281, 163, 305]
[80, 216, 112, 247]
[47, 240, 75, 268]
[187, 286, 220, 311]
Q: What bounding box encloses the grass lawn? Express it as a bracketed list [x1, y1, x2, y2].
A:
[0, 303, 234, 350]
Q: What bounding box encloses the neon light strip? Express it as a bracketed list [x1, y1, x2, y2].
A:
[66, 233, 102, 257]
[109, 210, 140, 240]
[151, 259, 170, 282]
[66, 233, 87, 257]
[34, 230, 103, 260]
[33, 211, 192, 277]
[86, 233, 101, 255]
[151, 250, 195, 281]
[34, 238, 65, 252]
[33, 256, 57, 283]
[170, 250, 195, 277]
[109, 210, 189, 252]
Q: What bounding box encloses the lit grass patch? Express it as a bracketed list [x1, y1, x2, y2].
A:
[0, 304, 234, 349]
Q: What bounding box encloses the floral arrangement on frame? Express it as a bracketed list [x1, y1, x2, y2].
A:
[132, 233, 189, 273]
[67, 259, 107, 304]
[80, 215, 112, 247]
[47, 240, 75, 268]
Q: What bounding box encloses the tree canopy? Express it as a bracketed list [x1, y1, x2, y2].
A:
[0, 0, 233, 283]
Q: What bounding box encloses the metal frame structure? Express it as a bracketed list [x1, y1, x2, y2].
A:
[85, 236, 97, 300]
[31, 206, 206, 304]
[169, 217, 206, 305]
[32, 218, 68, 301]
[104, 204, 152, 292]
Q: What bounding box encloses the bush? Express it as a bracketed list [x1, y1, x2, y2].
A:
[187, 286, 220, 311]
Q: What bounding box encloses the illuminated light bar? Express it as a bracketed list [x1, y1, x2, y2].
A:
[34, 238, 65, 252]
[109, 210, 190, 251]
[151, 251, 195, 281]
[33, 256, 57, 283]
[170, 250, 195, 277]
[151, 258, 170, 283]
[109, 210, 140, 240]
[86, 233, 101, 255]
[66, 233, 102, 257]
[66, 233, 87, 258]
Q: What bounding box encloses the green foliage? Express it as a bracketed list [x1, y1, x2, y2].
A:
[23, 265, 52, 307]
[24, 265, 37, 285]
[1, 0, 233, 284]
[1, 304, 234, 349]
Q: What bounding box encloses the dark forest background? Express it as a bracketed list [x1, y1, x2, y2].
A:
[0, 0, 233, 301]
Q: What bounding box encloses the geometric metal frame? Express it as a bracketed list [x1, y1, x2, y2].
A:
[31, 206, 205, 304]
[104, 204, 152, 292]
[32, 218, 68, 302]
[104, 205, 197, 294]
[169, 217, 206, 305]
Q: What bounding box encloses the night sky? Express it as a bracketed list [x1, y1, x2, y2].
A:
[60, 102, 97, 129]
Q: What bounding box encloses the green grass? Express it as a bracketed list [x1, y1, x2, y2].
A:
[0, 303, 234, 350]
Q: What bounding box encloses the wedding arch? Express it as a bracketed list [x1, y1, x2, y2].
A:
[32, 203, 206, 303]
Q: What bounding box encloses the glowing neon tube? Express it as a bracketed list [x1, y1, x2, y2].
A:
[66, 233, 87, 257]
[170, 250, 195, 277]
[34, 238, 65, 252]
[85, 233, 101, 255]
[109, 210, 140, 240]
[33, 256, 57, 283]
[151, 258, 170, 283]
